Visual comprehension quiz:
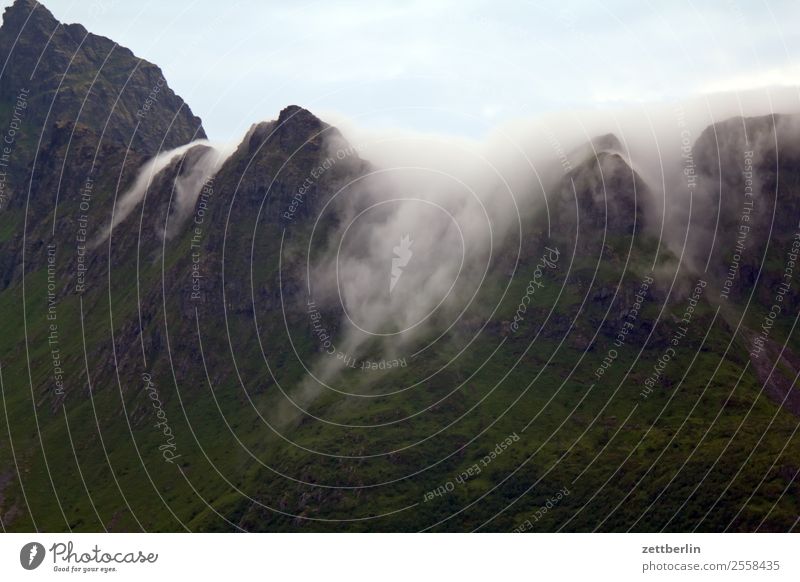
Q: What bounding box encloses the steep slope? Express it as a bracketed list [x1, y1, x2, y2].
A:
[0, 0, 204, 202]
[691, 114, 800, 419]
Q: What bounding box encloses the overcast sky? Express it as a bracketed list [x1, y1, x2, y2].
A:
[4, 0, 800, 141]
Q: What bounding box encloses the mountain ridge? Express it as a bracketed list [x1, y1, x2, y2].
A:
[0, 0, 205, 184]
[0, 1, 799, 534]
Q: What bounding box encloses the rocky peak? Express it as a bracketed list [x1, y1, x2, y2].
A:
[551, 147, 649, 246]
[591, 133, 623, 153]
[277, 105, 337, 150]
[0, 0, 205, 168]
[1, 0, 57, 36]
[210, 105, 364, 229]
[693, 114, 800, 241]
[237, 106, 336, 157]
[566, 132, 625, 170]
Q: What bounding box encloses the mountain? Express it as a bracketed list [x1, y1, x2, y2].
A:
[0, 1, 798, 533]
[0, 0, 204, 196]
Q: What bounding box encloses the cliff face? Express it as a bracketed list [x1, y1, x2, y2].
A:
[0, 0, 208, 288]
[689, 114, 800, 304]
[0, 0, 205, 196]
[693, 114, 800, 243]
[551, 140, 649, 254]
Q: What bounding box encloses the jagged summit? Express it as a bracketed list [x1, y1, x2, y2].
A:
[566, 133, 626, 170]
[274, 105, 339, 148]
[2, 0, 57, 32]
[212, 104, 363, 226]
[237, 104, 341, 157]
[2, 0, 137, 64]
[0, 0, 205, 163]
[591, 133, 623, 153]
[277, 104, 319, 124]
[551, 148, 649, 244]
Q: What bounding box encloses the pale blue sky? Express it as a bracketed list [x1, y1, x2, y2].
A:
[4, 0, 800, 140]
